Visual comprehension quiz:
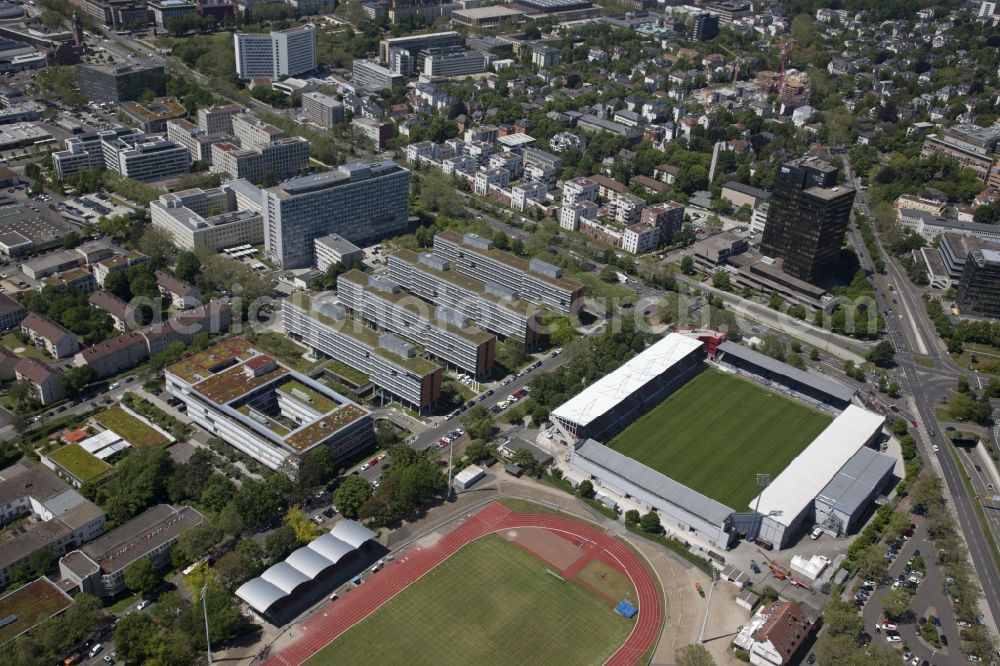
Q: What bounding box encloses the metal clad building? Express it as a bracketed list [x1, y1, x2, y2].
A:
[814, 447, 895, 537]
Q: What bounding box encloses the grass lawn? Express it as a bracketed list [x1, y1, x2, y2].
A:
[95, 406, 168, 448]
[0, 578, 72, 644]
[0, 332, 48, 360]
[327, 360, 369, 386]
[307, 534, 631, 666]
[608, 369, 832, 510]
[47, 444, 112, 483]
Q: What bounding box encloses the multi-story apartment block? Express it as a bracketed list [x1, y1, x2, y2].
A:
[474, 168, 510, 196]
[21, 313, 79, 359]
[15, 358, 64, 405]
[261, 161, 410, 269]
[283, 295, 443, 411]
[52, 127, 141, 179]
[489, 152, 523, 180]
[921, 124, 1000, 185]
[614, 192, 645, 225]
[433, 231, 585, 314]
[197, 104, 244, 136]
[92, 250, 149, 286]
[165, 338, 374, 476]
[562, 177, 598, 207]
[560, 201, 598, 231]
[351, 117, 393, 151]
[352, 59, 405, 93]
[150, 180, 263, 251]
[510, 181, 548, 212]
[0, 293, 26, 331]
[386, 249, 542, 345]
[550, 131, 586, 153]
[301, 92, 344, 129]
[337, 271, 496, 377]
[442, 155, 478, 177]
[101, 133, 191, 182]
[0, 459, 106, 587]
[234, 25, 317, 79]
[210, 137, 310, 183]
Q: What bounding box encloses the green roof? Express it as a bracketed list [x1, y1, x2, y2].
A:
[278, 379, 338, 413]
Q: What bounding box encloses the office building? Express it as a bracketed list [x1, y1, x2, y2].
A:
[759, 156, 855, 284]
[432, 231, 585, 314]
[76, 63, 165, 103]
[149, 0, 196, 26]
[378, 32, 464, 74]
[150, 180, 264, 251]
[691, 13, 719, 41]
[231, 114, 284, 149]
[119, 97, 187, 133]
[283, 294, 443, 411]
[352, 59, 405, 92]
[261, 161, 410, 269]
[956, 249, 1000, 318]
[921, 124, 1000, 185]
[59, 505, 203, 597]
[314, 234, 363, 271]
[52, 127, 141, 179]
[301, 92, 344, 129]
[197, 104, 244, 136]
[165, 119, 229, 164]
[386, 248, 542, 345]
[0, 459, 106, 588]
[210, 136, 310, 183]
[529, 44, 560, 68]
[165, 338, 375, 476]
[234, 25, 317, 79]
[452, 5, 525, 28]
[338, 271, 496, 376]
[351, 117, 393, 151]
[421, 47, 490, 77]
[101, 133, 191, 182]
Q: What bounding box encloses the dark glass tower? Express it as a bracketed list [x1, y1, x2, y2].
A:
[759, 156, 855, 284]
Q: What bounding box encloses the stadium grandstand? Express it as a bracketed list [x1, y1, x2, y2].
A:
[715, 340, 856, 410]
[551, 333, 705, 442]
[748, 405, 886, 548]
[236, 520, 378, 624]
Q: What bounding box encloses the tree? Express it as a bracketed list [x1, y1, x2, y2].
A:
[175, 252, 202, 283]
[511, 447, 536, 471]
[676, 644, 716, 666]
[465, 440, 489, 463]
[462, 405, 495, 441]
[61, 365, 97, 394]
[214, 551, 259, 592]
[856, 544, 887, 582]
[577, 479, 594, 499]
[759, 333, 787, 362]
[867, 340, 896, 368]
[640, 511, 661, 533]
[680, 255, 695, 275]
[199, 474, 235, 513]
[124, 558, 160, 597]
[333, 475, 374, 519]
[115, 613, 160, 665]
[882, 587, 912, 620]
[103, 270, 132, 302]
[957, 375, 971, 394]
[624, 509, 640, 524]
[264, 525, 299, 563]
[712, 270, 731, 290]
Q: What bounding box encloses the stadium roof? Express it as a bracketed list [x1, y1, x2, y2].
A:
[749, 405, 885, 526]
[815, 447, 895, 516]
[235, 519, 376, 615]
[716, 341, 855, 405]
[575, 439, 735, 524]
[551, 333, 703, 429]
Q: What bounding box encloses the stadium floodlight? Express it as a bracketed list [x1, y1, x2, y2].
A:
[747, 474, 771, 542]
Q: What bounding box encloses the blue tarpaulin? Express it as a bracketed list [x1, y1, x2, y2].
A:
[615, 600, 637, 619]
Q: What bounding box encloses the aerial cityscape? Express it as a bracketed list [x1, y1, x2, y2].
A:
[0, 0, 998, 664]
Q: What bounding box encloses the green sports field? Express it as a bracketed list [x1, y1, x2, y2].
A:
[306, 535, 632, 666]
[608, 369, 833, 510]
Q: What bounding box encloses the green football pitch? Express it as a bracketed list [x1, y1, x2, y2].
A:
[306, 534, 632, 666]
[608, 369, 833, 510]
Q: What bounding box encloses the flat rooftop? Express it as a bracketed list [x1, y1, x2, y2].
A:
[82, 504, 203, 574]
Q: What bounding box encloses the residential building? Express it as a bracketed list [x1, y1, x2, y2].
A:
[562, 177, 598, 206]
[101, 133, 191, 182]
[165, 338, 375, 475]
[337, 271, 496, 377]
[14, 358, 63, 405]
[529, 44, 560, 68]
[119, 97, 187, 133]
[759, 156, 855, 284]
[234, 25, 317, 79]
[433, 231, 585, 314]
[733, 600, 815, 665]
[351, 117, 393, 151]
[150, 181, 264, 251]
[0, 292, 26, 330]
[75, 331, 149, 379]
[283, 295, 443, 411]
[560, 201, 598, 231]
[261, 161, 410, 269]
[386, 248, 542, 345]
[301, 92, 344, 129]
[197, 104, 244, 136]
[654, 163, 678, 184]
[92, 250, 148, 287]
[88, 290, 133, 331]
[59, 505, 202, 597]
[314, 234, 363, 271]
[474, 167, 509, 196]
[550, 131, 586, 153]
[210, 136, 310, 183]
[155, 270, 201, 310]
[21, 313, 79, 359]
[921, 124, 1000, 184]
[620, 203, 685, 254]
[956, 249, 1000, 318]
[421, 47, 490, 77]
[352, 59, 405, 93]
[75, 63, 165, 103]
[0, 460, 106, 588]
[511, 181, 548, 212]
[44, 268, 97, 294]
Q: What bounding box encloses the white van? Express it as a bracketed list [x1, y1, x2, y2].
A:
[810, 527, 822, 540]
[89, 644, 103, 658]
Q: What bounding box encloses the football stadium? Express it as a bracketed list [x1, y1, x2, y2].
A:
[557, 332, 892, 550]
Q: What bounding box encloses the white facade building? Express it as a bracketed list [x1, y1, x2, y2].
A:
[234, 25, 317, 79]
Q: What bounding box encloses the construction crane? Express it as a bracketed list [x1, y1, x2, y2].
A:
[757, 549, 790, 579]
[717, 44, 744, 83]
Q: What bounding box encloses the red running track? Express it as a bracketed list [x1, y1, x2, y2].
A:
[265, 502, 662, 666]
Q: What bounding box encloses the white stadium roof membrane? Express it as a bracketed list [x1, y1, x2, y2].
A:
[749, 405, 885, 526]
[551, 333, 703, 429]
